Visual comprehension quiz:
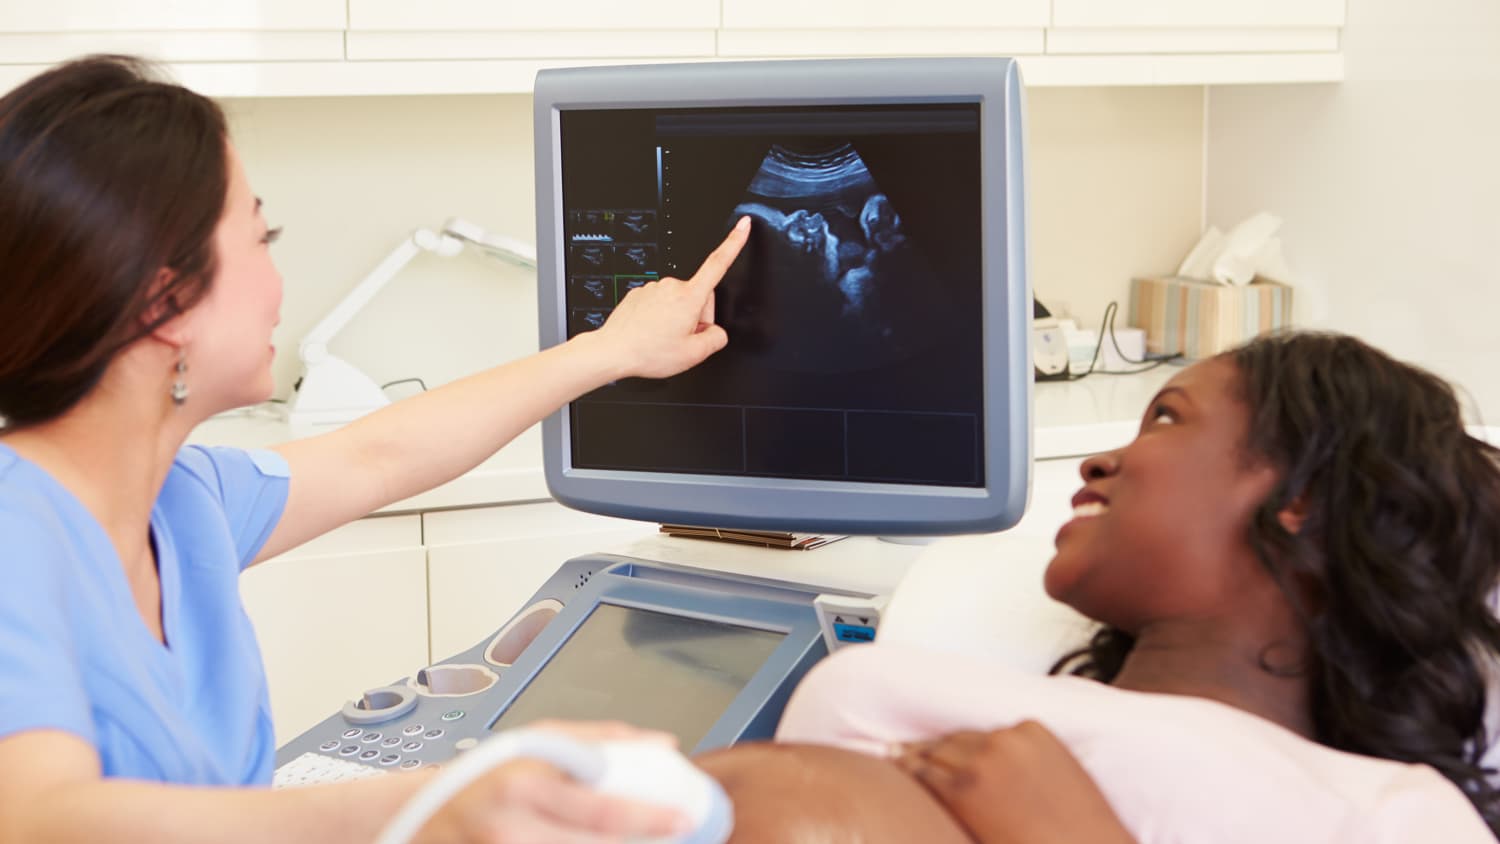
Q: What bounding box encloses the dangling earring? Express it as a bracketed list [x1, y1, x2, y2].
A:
[171, 351, 190, 407]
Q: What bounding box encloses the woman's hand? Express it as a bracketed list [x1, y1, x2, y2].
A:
[895, 721, 1135, 844]
[592, 217, 749, 379]
[412, 721, 688, 844]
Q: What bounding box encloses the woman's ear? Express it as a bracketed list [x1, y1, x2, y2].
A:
[142, 268, 191, 347]
[1277, 495, 1310, 535]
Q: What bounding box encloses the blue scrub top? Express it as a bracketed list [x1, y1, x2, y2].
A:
[0, 442, 290, 785]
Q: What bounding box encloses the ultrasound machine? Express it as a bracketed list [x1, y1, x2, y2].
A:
[273, 56, 1033, 792]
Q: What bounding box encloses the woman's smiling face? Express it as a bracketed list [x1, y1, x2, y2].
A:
[1045, 357, 1282, 632]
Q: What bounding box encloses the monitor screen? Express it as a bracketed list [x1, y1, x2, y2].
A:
[490, 603, 786, 749]
[561, 105, 984, 488]
[535, 58, 1032, 535]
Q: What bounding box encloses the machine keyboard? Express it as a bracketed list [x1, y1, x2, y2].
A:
[273, 752, 389, 788]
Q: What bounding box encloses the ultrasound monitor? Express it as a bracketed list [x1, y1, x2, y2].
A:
[534, 58, 1031, 536]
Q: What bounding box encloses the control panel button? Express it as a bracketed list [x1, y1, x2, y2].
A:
[360, 731, 382, 743]
[379, 754, 401, 767]
[319, 740, 340, 752]
[441, 710, 465, 722]
[423, 728, 445, 740]
[400, 759, 422, 770]
[402, 741, 423, 753]
[338, 744, 359, 756]
[402, 724, 425, 736]
[381, 737, 401, 748]
[342, 728, 363, 739]
[359, 749, 380, 761]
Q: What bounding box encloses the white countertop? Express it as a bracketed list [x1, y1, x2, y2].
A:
[191, 367, 1178, 514]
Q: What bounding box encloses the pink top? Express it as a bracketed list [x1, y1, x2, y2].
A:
[775, 643, 1493, 843]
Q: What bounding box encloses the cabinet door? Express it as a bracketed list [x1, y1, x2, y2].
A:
[721, 0, 1048, 30]
[425, 502, 656, 662]
[0, 0, 345, 32]
[349, 0, 718, 31]
[1051, 0, 1345, 29]
[240, 516, 428, 746]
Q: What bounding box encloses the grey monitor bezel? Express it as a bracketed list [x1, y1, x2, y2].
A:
[534, 57, 1032, 536]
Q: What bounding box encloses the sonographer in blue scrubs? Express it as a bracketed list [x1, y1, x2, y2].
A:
[0, 55, 747, 843]
[0, 445, 288, 785]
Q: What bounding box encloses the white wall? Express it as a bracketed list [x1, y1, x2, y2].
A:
[1205, 0, 1500, 420]
[224, 87, 1203, 402]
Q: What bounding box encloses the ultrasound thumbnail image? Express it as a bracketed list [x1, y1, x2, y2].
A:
[570, 243, 614, 273]
[569, 275, 614, 307]
[720, 143, 946, 373]
[616, 244, 658, 275]
[569, 307, 610, 336]
[568, 209, 658, 242]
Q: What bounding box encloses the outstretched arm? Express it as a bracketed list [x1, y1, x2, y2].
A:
[253, 219, 748, 564]
[896, 721, 1137, 844]
[0, 724, 686, 844]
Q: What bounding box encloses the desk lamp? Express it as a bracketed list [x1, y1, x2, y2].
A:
[287, 218, 536, 429]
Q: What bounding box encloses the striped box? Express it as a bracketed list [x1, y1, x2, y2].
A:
[1128, 275, 1293, 359]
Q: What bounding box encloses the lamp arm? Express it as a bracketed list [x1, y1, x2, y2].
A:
[442, 217, 537, 269]
[299, 228, 457, 354]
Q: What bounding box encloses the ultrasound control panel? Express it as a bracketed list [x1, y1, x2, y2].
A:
[275, 555, 843, 786]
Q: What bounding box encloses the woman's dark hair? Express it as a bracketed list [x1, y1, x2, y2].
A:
[1053, 330, 1500, 832]
[0, 55, 229, 428]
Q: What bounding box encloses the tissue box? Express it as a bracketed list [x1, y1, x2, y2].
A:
[1129, 275, 1292, 359]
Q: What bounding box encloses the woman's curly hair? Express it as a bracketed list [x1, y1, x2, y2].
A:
[1052, 331, 1500, 833]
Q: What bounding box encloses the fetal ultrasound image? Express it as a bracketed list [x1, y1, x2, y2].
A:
[569, 275, 614, 307]
[718, 143, 950, 373]
[616, 210, 657, 240]
[570, 243, 614, 273]
[615, 244, 658, 275]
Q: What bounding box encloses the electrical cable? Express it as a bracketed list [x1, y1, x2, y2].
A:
[1065, 301, 1185, 381]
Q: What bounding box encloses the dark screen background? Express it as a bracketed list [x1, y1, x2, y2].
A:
[559, 104, 984, 487]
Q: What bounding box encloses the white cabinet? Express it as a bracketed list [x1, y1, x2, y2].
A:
[1046, 0, 1345, 61]
[721, 0, 1047, 29]
[345, 0, 719, 62]
[348, 0, 719, 31]
[0, 0, 1348, 95]
[0, 0, 345, 31]
[424, 502, 656, 662]
[239, 515, 428, 746]
[711, 0, 1050, 59]
[1050, 0, 1346, 30]
[0, 0, 344, 66]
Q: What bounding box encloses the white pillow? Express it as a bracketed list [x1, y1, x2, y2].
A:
[879, 532, 1093, 674]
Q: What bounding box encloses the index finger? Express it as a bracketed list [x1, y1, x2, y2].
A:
[688, 216, 751, 290]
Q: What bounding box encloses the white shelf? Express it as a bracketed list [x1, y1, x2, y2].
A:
[0, 52, 1344, 98]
